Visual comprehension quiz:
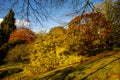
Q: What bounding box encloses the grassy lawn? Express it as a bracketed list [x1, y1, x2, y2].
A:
[38, 51, 120, 80]
[0, 63, 27, 79]
[1, 50, 120, 80]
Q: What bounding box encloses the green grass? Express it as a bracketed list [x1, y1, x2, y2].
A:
[38, 50, 120, 80]
[0, 63, 21, 68]
[0, 63, 27, 79]
[0, 67, 23, 79]
[1, 50, 120, 80]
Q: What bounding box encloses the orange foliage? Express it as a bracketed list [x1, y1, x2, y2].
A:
[68, 12, 112, 40]
[9, 28, 36, 43]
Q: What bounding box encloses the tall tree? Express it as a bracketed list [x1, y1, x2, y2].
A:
[110, 0, 120, 47]
[95, 0, 120, 48]
[104, 0, 120, 47]
[68, 12, 112, 55]
[0, 27, 3, 47]
[0, 9, 16, 45]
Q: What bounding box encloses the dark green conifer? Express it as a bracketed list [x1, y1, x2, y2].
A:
[0, 9, 16, 46]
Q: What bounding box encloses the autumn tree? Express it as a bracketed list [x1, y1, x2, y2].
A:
[68, 12, 112, 55]
[9, 28, 36, 43]
[49, 26, 66, 35]
[0, 9, 16, 46]
[95, 0, 120, 48]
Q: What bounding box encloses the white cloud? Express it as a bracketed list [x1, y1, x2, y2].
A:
[0, 18, 3, 23]
[15, 19, 30, 28]
[0, 18, 30, 28]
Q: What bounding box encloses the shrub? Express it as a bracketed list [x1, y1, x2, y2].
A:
[24, 29, 83, 74]
[58, 54, 82, 67]
[3, 44, 31, 64]
[27, 52, 59, 73]
[0, 39, 25, 64]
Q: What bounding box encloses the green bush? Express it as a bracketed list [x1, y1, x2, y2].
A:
[0, 39, 25, 64]
[3, 44, 31, 64]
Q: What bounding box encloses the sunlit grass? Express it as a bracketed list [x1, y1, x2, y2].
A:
[38, 51, 120, 80]
[1, 51, 120, 80]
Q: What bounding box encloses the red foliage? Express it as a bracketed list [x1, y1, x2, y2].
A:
[68, 12, 112, 40]
[9, 28, 36, 43]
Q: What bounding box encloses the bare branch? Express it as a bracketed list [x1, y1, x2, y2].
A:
[0, 0, 97, 28]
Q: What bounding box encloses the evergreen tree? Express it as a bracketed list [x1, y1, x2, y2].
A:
[0, 9, 16, 46]
[0, 28, 3, 47]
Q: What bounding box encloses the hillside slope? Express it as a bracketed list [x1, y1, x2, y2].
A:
[38, 50, 120, 80]
[2, 50, 120, 80]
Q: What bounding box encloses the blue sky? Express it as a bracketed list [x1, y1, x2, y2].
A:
[0, 0, 103, 32]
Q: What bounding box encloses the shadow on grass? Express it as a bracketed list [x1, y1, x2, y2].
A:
[40, 65, 86, 80]
[0, 68, 23, 79]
